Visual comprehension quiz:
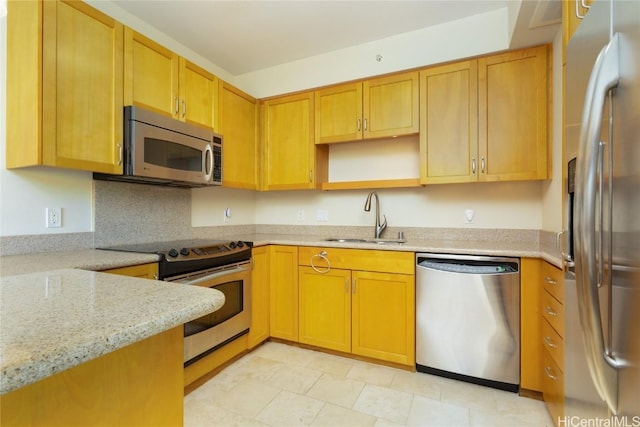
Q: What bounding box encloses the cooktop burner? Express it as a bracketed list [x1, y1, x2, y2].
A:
[100, 239, 252, 279]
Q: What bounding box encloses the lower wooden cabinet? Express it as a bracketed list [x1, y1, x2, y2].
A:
[248, 246, 269, 349]
[541, 261, 565, 423]
[101, 262, 158, 279]
[1, 327, 183, 426]
[268, 245, 299, 341]
[298, 247, 415, 367]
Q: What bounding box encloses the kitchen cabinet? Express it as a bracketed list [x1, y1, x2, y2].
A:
[248, 246, 269, 349]
[315, 72, 419, 144]
[419, 60, 478, 184]
[520, 258, 543, 392]
[419, 45, 548, 184]
[1, 327, 183, 426]
[298, 247, 415, 366]
[562, 0, 593, 60]
[124, 28, 218, 130]
[269, 245, 299, 341]
[541, 261, 565, 422]
[478, 45, 549, 182]
[6, 0, 124, 174]
[219, 81, 259, 189]
[101, 263, 158, 279]
[261, 92, 328, 190]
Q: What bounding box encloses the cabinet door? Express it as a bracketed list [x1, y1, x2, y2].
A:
[478, 45, 548, 182]
[263, 92, 324, 190]
[268, 246, 299, 341]
[315, 83, 363, 144]
[249, 246, 269, 349]
[124, 27, 179, 118]
[363, 71, 419, 140]
[419, 60, 478, 184]
[180, 58, 217, 129]
[219, 82, 258, 189]
[351, 271, 415, 366]
[299, 267, 352, 353]
[520, 258, 543, 392]
[42, 0, 124, 174]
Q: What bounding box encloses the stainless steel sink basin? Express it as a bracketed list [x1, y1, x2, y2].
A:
[324, 238, 368, 243]
[324, 238, 406, 244]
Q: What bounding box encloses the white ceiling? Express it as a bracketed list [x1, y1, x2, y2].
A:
[112, 0, 561, 76]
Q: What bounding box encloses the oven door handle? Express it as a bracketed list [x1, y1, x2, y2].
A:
[174, 263, 251, 286]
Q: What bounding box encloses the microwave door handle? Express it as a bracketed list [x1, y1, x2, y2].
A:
[203, 144, 214, 182]
[574, 33, 621, 415]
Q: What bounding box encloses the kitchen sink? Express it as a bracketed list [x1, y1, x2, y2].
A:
[324, 238, 406, 245]
[324, 238, 368, 243]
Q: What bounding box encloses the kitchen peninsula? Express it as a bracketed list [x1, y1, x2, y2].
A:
[0, 263, 224, 425]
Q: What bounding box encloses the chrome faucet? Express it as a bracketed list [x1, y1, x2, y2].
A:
[364, 191, 387, 239]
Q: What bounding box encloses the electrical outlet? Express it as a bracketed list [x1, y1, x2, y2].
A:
[464, 209, 474, 224]
[316, 209, 329, 222]
[46, 207, 62, 228]
[297, 210, 305, 221]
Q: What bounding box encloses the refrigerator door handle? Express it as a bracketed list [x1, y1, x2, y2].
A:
[575, 33, 622, 415]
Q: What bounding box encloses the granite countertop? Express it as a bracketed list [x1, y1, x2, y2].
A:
[244, 233, 562, 268]
[0, 268, 224, 395]
[0, 231, 561, 395]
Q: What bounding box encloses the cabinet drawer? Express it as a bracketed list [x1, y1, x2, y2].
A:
[542, 348, 565, 422]
[298, 246, 414, 274]
[542, 262, 564, 303]
[542, 318, 564, 371]
[542, 290, 564, 338]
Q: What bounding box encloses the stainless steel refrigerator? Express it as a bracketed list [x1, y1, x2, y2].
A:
[564, 0, 640, 422]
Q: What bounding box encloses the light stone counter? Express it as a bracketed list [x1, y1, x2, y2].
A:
[0, 268, 224, 395]
[0, 249, 160, 277]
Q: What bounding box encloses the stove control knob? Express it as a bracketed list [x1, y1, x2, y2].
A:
[167, 248, 179, 258]
[229, 241, 237, 249]
[180, 248, 190, 256]
[236, 241, 244, 248]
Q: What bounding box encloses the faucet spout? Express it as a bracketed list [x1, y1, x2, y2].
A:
[364, 191, 387, 239]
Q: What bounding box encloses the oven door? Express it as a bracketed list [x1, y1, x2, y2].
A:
[169, 261, 251, 365]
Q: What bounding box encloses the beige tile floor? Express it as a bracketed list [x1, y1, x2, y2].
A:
[184, 341, 554, 427]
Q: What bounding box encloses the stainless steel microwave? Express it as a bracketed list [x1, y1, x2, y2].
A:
[94, 106, 222, 187]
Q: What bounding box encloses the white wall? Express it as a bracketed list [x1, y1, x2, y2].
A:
[540, 30, 565, 233]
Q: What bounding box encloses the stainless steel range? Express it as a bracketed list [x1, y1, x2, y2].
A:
[101, 239, 252, 366]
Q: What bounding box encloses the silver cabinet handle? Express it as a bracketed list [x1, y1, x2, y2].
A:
[357, 118, 361, 131]
[544, 366, 557, 381]
[544, 276, 557, 285]
[481, 157, 486, 173]
[310, 251, 330, 274]
[363, 118, 368, 131]
[472, 158, 476, 174]
[182, 100, 186, 118]
[544, 306, 557, 317]
[352, 278, 356, 294]
[574, 33, 621, 414]
[544, 336, 557, 348]
[117, 143, 123, 166]
[344, 278, 349, 293]
[575, 0, 585, 19]
[175, 97, 179, 115]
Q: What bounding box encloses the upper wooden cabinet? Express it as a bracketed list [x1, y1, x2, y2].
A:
[6, 0, 124, 174]
[124, 28, 217, 130]
[219, 82, 259, 189]
[315, 72, 419, 144]
[420, 45, 548, 184]
[563, 0, 593, 54]
[420, 60, 478, 184]
[261, 92, 328, 190]
[478, 45, 549, 182]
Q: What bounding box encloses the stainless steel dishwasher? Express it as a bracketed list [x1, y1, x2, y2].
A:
[416, 253, 520, 392]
